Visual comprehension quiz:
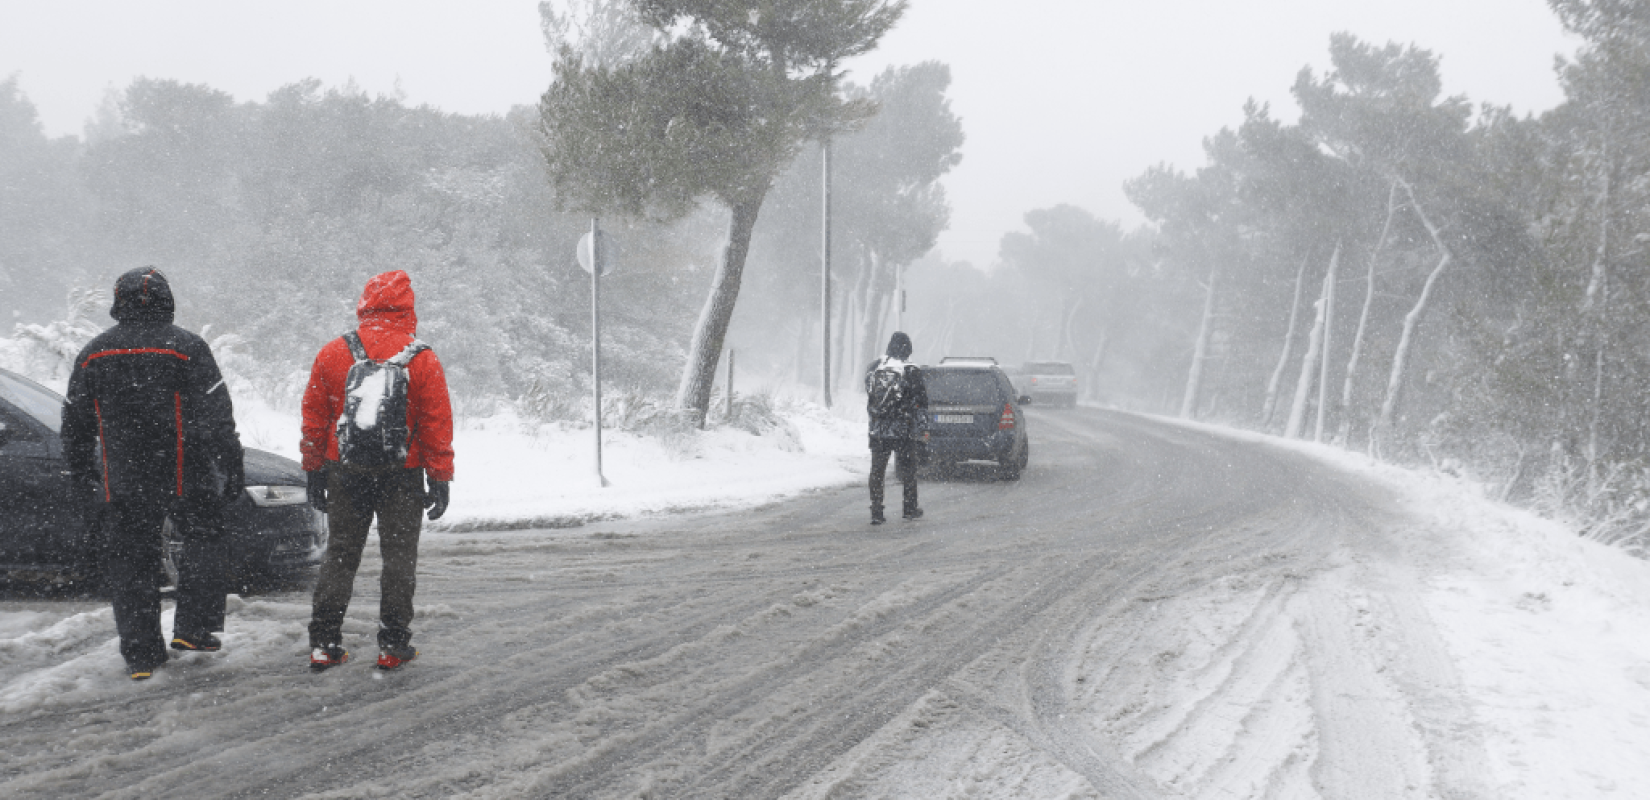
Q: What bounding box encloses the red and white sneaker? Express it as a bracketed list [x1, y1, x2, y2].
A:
[309, 644, 349, 672]
[376, 644, 418, 671]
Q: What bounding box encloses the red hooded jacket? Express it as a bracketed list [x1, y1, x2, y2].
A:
[300, 271, 455, 481]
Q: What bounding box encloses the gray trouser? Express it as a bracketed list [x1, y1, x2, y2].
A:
[308, 465, 424, 650]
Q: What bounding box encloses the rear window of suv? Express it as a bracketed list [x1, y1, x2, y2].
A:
[926, 370, 1002, 405]
[1023, 362, 1075, 375]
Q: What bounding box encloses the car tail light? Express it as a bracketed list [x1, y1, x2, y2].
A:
[1030, 377, 1038, 385]
[998, 403, 1016, 430]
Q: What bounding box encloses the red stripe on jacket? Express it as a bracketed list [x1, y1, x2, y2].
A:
[95, 400, 110, 502]
[80, 348, 190, 368]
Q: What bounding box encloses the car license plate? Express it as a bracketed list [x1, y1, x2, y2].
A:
[935, 414, 973, 424]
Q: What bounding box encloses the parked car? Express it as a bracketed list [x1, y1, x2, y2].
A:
[0, 367, 325, 590]
[921, 357, 1031, 480]
[1020, 361, 1079, 407]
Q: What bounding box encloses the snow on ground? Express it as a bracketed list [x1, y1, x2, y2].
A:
[6, 391, 1650, 796]
[234, 395, 867, 530]
[0, 393, 867, 714]
[1166, 415, 1650, 798]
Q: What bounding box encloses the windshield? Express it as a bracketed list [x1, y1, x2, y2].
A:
[1024, 362, 1076, 375]
[925, 371, 1001, 405]
[0, 372, 64, 433]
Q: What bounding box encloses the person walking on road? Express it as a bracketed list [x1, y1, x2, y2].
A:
[62, 268, 245, 680]
[300, 270, 453, 672]
[865, 331, 928, 525]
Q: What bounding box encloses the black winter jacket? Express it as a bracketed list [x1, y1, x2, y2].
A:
[61, 268, 242, 503]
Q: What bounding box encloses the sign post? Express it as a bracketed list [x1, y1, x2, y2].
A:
[577, 219, 613, 488]
[821, 137, 833, 409]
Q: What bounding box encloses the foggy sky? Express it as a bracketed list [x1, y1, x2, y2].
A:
[1, 0, 1579, 269]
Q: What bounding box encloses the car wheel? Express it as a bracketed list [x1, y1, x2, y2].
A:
[160, 516, 181, 591]
[999, 443, 1025, 481]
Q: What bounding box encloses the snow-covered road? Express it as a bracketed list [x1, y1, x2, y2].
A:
[1, 408, 1643, 798]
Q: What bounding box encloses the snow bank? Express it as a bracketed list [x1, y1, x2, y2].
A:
[236, 398, 866, 531]
[1373, 465, 1650, 798]
[1161, 415, 1650, 798]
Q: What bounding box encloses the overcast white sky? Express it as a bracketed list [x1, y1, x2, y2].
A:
[0, 1, 1581, 269]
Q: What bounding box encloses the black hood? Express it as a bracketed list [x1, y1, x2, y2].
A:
[885, 331, 913, 360]
[110, 267, 175, 324]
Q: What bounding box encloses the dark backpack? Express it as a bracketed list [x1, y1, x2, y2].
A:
[335, 331, 429, 467]
[866, 358, 909, 422]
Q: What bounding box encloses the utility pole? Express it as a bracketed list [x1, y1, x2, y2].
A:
[821, 136, 833, 409]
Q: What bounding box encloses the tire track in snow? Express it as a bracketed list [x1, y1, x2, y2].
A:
[0, 409, 1492, 798]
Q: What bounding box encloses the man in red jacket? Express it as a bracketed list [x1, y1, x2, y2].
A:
[300, 270, 454, 671]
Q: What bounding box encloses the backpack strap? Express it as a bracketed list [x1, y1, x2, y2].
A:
[386, 339, 430, 369]
[342, 331, 369, 362]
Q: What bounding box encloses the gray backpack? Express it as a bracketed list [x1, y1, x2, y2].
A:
[335, 331, 429, 467]
[866, 357, 908, 422]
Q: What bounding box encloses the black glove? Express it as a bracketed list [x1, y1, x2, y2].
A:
[223, 458, 246, 503]
[307, 468, 329, 513]
[424, 473, 450, 521]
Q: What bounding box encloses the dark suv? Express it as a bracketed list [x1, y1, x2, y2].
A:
[921, 357, 1031, 480]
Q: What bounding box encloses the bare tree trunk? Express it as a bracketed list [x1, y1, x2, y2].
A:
[1059, 296, 1084, 362]
[1261, 255, 1309, 429]
[1374, 179, 1451, 439]
[1179, 265, 1218, 419]
[851, 245, 876, 362]
[1337, 181, 1401, 446]
[859, 250, 893, 368]
[794, 311, 811, 386]
[677, 195, 766, 425]
[1314, 241, 1340, 443]
[938, 296, 958, 356]
[1286, 245, 1337, 439]
[1585, 143, 1612, 313]
[1590, 346, 1606, 468]
[835, 282, 857, 397]
[1024, 310, 1040, 362]
[1585, 145, 1612, 482]
[1084, 328, 1109, 402]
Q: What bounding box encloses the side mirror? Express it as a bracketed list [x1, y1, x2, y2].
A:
[0, 421, 12, 448]
[1017, 395, 1033, 405]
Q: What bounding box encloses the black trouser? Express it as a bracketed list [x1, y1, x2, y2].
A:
[869, 437, 919, 517]
[106, 491, 229, 667]
[309, 466, 424, 650]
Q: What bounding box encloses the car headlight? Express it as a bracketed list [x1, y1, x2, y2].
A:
[246, 485, 308, 507]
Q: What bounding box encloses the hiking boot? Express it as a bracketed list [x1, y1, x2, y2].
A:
[871, 506, 886, 525]
[310, 644, 349, 672]
[903, 507, 924, 521]
[377, 644, 418, 671]
[171, 631, 222, 652]
[127, 657, 166, 681]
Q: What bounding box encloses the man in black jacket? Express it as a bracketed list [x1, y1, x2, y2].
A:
[865, 332, 928, 525]
[62, 268, 244, 680]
